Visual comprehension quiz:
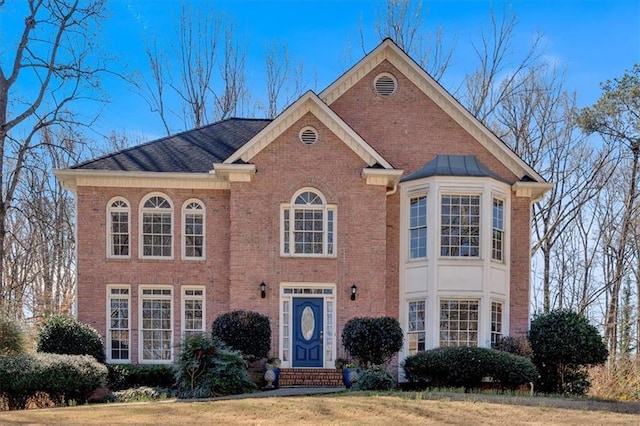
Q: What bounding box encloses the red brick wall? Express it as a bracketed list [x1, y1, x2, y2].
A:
[76, 187, 231, 363]
[509, 195, 533, 335]
[227, 112, 389, 358]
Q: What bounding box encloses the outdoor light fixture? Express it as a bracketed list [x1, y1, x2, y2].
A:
[260, 281, 266, 299]
[351, 284, 357, 301]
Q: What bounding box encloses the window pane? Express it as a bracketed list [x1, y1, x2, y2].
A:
[441, 195, 480, 257]
[439, 299, 479, 347]
[409, 196, 427, 259]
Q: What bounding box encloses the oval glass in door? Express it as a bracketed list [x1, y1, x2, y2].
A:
[301, 306, 315, 340]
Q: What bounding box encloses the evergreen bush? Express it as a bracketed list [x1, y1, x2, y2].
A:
[341, 316, 403, 368]
[354, 365, 396, 391]
[528, 310, 607, 395]
[174, 333, 256, 398]
[36, 315, 105, 363]
[0, 353, 107, 409]
[492, 335, 533, 358]
[401, 346, 538, 391]
[0, 315, 27, 356]
[211, 310, 271, 361]
[107, 364, 175, 391]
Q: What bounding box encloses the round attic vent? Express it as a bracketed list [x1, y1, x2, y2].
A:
[299, 127, 318, 145]
[374, 73, 397, 96]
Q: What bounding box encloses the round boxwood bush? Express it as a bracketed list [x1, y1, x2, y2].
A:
[342, 316, 403, 368]
[0, 353, 107, 409]
[107, 364, 175, 391]
[36, 315, 106, 363]
[174, 333, 256, 398]
[0, 315, 27, 356]
[354, 365, 396, 391]
[528, 309, 608, 395]
[211, 310, 271, 361]
[401, 346, 538, 391]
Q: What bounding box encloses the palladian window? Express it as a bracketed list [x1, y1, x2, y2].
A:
[282, 189, 336, 257]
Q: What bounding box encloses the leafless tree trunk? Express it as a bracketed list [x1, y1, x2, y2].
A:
[365, 0, 453, 80]
[0, 0, 108, 315]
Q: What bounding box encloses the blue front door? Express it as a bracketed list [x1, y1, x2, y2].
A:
[292, 298, 323, 367]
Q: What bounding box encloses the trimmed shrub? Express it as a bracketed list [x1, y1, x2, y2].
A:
[528, 310, 608, 395]
[342, 316, 403, 368]
[36, 315, 105, 363]
[107, 364, 175, 391]
[0, 353, 107, 409]
[401, 347, 538, 391]
[0, 315, 27, 356]
[211, 311, 271, 361]
[354, 365, 396, 391]
[174, 333, 256, 398]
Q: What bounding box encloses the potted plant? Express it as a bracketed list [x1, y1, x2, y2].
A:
[341, 362, 360, 389]
[264, 356, 281, 389]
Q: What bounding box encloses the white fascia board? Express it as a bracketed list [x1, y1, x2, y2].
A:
[224, 91, 393, 169]
[320, 39, 547, 184]
[53, 169, 230, 192]
[512, 181, 554, 202]
[362, 168, 404, 186]
[210, 163, 256, 182]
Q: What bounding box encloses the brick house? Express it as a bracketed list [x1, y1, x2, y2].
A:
[56, 39, 551, 378]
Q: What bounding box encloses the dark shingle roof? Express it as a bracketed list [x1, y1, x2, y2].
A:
[400, 154, 507, 183]
[72, 118, 271, 172]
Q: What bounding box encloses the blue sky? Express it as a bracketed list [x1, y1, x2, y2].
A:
[2, 0, 639, 141]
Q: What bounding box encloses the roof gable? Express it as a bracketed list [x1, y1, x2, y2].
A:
[320, 38, 546, 183]
[224, 91, 393, 169]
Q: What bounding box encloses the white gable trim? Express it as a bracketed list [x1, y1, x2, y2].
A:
[54, 169, 230, 192]
[320, 39, 546, 184]
[224, 91, 393, 169]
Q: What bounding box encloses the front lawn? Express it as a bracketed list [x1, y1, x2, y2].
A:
[0, 391, 638, 425]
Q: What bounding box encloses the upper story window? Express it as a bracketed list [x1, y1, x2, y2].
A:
[440, 194, 480, 257]
[140, 194, 173, 258]
[282, 189, 336, 257]
[409, 195, 427, 259]
[492, 198, 504, 262]
[183, 199, 205, 259]
[107, 198, 130, 258]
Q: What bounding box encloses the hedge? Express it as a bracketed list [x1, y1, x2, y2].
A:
[402, 346, 538, 391]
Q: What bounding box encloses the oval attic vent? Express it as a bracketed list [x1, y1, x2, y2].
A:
[299, 127, 318, 145]
[374, 74, 397, 96]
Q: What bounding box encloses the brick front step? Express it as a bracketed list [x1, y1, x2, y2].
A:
[277, 368, 344, 387]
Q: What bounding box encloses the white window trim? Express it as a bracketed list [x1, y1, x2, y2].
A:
[408, 194, 428, 260]
[106, 197, 131, 259]
[439, 192, 482, 259]
[279, 283, 336, 369]
[280, 188, 337, 258]
[106, 284, 131, 363]
[138, 285, 173, 364]
[181, 199, 206, 260]
[181, 286, 206, 338]
[139, 192, 174, 260]
[491, 194, 507, 264]
[406, 299, 426, 356]
[438, 298, 481, 348]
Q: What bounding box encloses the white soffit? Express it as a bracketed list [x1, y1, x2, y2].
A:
[319, 39, 546, 184]
[224, 91, 393, 169]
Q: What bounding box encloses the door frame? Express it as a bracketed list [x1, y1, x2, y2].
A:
[279, 283, 336, 369]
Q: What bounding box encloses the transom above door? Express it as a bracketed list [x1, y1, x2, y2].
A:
[279, 284, 336, 368]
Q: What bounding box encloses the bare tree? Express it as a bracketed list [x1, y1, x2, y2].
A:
[578, 64, 640, 354]
[0, 0, 109, 314]
[262, 41, 307, 119]
[365, 0, 453, 80]
[140, 4, 248, 133]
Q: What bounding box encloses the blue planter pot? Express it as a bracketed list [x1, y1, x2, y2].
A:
[342, 368, 359, 388]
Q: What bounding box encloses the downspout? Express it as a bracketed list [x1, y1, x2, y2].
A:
[386, 181, 398, 196]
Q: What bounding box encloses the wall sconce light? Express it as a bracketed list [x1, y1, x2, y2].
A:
[260, 281, 266, 299]
[351, 284, 357, 301]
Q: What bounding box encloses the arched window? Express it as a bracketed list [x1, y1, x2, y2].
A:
[182, 199, 205, 259]
[140, 194, 173, 258]
[281, 189, 336, 257]
[107, 197, 130, 258]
